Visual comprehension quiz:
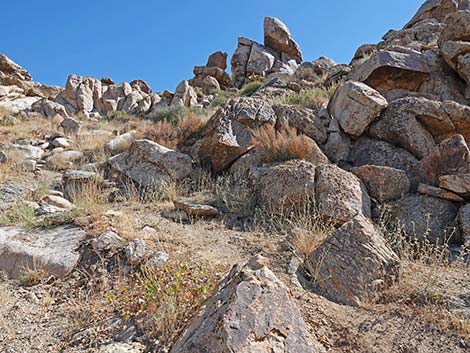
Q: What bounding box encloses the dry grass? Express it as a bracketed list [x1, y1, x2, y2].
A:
[214, 173, 256, 216]
[69, 179, 108, 219]
[254, 124, 316, 164]
[376, 210, 470, 342]
[274, 84, 337, 109]
[19, 265, 47, 287]
[140, 111, 208, 149]
[0, 114, 60, 145]
[0, 201, 37, 227]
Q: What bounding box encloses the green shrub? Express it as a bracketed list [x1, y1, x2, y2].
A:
[279, 84, 337, 108]
[105, 110, 134, 123]
[239, 80, 264, 96]
[209, 89, 239, 108]
[148, 105, 187, 124]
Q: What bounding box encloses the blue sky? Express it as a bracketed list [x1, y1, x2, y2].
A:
[2, 0, 423, 92]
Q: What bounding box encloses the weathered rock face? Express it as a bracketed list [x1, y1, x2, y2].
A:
[440, 174, 470, 198]
[250, 159, 317, 214]
[328, 81, 388, 137]
[315, 164, 371, 225]
[369, 97, 436, 159]
[0, 53, 32, 86]
[273, 104, 327, 144]
[231, 17, 301, 88]
[406, 0, 459, 28]
[104, 130, 137, 156]
[459, 203, 470, 244]
[108, 139, 193, 189]
[264, 17, 302, 62]
[348, 137, 419, 176]
[412, 134, 470, 185]
[171, 80, 197, 107]
[306, 214, 399, 306]
[351, 165, 410, 202]
[417, 183, 465, 202]
[171, 255, 319, 353]
[0, 225, 86, 279]
[439, 10, 470, 97]
[198, 97, 276, 171]
[295, 57, 337, 82]
[392, 194, 459, 243]
[350, 47, 431, 99]
[190, 51, 231, 93]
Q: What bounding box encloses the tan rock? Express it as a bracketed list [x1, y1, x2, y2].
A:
[328, 81, 388, 137]
[412, 134, 470, 185]
[351, 165, 410, 202]
[264, 17, 302, 62]
[439, 174, 470, 198]
[305, 214, 399, 306]
[170, 255, 319, 353]
[417, 183, 465, 202]
[315, 164, 371, 225]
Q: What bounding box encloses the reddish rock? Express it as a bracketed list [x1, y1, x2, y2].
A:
[417, 183, 465, 202]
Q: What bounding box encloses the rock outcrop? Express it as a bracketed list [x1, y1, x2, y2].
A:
[171, 255, 319, 353]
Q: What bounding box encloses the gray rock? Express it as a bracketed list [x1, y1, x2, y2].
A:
[98, 342, 145, 353]
[348, 137, 419, 176]
[91, 231, 126, 252]
[392, 194, 459, 243]
[62, 170, 98, 199]
[273, 104, 327, 144]
[369, 98, 436, 159]
[264, 17, 302, 62]
[170, 255, 319, 353]
[108, 139, 193, 189]
[328, 81, 388, 137]
[315, 164, 371, 225]
[306, 214, 399, 306]
[459, 203, 470, 244]
[250, 159, 317, 214]
[104, 130, 136, 156]
[351, 165, 410, 202]
[146, 251, 169, 269]
[125, 239, 145, 265]
[0, 225, 86, 279]
[8, 144, 44, 160]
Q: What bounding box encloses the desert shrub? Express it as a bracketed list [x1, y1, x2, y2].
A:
[254, 124, 314, 164]
[280, 84, 337, 108]
[105, 110, 134, 123]
[239, 80, 264, 96]
[143, 112, 207, 149]
[0, 202, 37, 227]
[19, 266, 47, 286]
[214, 174, 256, 216]
[209, 89, 239, 108]
[107, 261, 219, 345]
[148, 105, 186, 124]
[69, 179, 107, 219]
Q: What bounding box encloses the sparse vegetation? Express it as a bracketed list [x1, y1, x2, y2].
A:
[147, 105, 186, 124]
[105, 110, 134, 123]
[276, 84, 337, 108]
[19, 265, 47, 286]
[106, 261, 219, 346]
[214, 173, 256, 216]
[0, 201, 37, 227]
[254, 124, 316, 164]
[209, 89, 239, 107]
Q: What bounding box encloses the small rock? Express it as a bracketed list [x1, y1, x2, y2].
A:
[146, 251, 169, 269]
[41, 195, 75, 210]
[91, 231, 126, 252]
[125, 239, 145, 265]
[417, 183, 465, 202]
[173, 198, 221, 217]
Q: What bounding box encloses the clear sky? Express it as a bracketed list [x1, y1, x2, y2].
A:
[2, 0, 424, 92]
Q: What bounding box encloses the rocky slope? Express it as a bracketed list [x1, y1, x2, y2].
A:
[0, 0, 470, 352]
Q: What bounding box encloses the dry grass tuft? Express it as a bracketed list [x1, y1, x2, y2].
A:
[19, 265, 47, 287]
[254, 124, 315, 164]
[140, 112, 208, 149]
[275, 84, 337, 109]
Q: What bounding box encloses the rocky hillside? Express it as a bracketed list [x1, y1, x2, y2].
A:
[1, 0, 470, 352]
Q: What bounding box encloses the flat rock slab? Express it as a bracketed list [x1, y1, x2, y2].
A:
[0, 225, 86, 279]
[173, 198, 221, 217]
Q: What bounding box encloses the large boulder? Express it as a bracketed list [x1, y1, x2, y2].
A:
[198, 97, 276, 171]
[0, 54, 32, 85]
[273, 104, 327, 144]
[250, 159, 317, 214]
[170, 255, 319, 353]
[439, 10, 470, 97]
[328, 81, 388, 137]
[348, 137, 419, 176]
[305, 214, 399, 306]
[105, 130, 137, 156]
[207, 51, 228, 70]
[171, 80, 198, 107]
[264, 17, 302, 62]
[315, 164, 371, 225]
[459, 203, 470, 244]
[392, 194, 459, 243]
[108, 139, 193, 189]
[0, 225, 86, 279]
[412, 134, 470, 185]
[369, 98, 436, 159]
[351, 165, 410, 202]
[440, 174, 470, 198]
[406, 0, 459, 28]
[350, 47, 431, 99]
